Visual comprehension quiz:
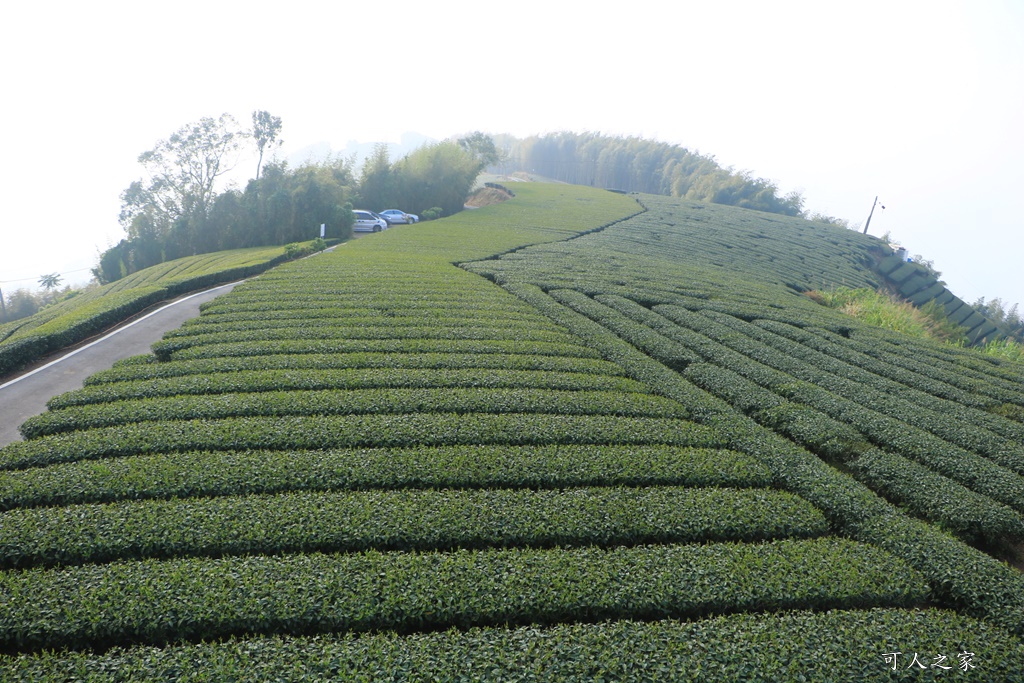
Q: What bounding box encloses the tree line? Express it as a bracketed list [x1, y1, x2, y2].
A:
[492, 132, 805, 216]
[96, 114, 497, 284]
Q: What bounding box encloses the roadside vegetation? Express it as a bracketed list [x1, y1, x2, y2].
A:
[3, 184, 1024, 678]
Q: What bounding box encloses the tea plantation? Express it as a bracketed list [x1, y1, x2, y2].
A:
[3, 184, 1024, 680]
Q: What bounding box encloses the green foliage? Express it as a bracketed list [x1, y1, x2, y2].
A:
[497, 131, 805, 215]
[809, 286, 967, 343]
[21, 387, 688, 438]
[0, 444, 769, 511]
[6, 609, 1021, 682]
[979, 337, 1024, 363]
[101, 152, 354, 284]
[0, 414, 722, 471]
[0, 486, 827, 569]
[392, 141, 484, 217]
[974, 295, 1024, 341]
[0, 538, 925, 653]
[357, 142, 396, 210]
[0, 445, 769, 511]
[356, 136, 497, 218]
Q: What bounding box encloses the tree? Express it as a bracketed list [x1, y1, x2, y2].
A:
[4, 288, 40, 321]
[358, 143, 395, 209]
[394, 141, 483, 218]
[38, 273, 62, 292]
[457, 132, 502, 168]
[251, 110, 283, 180]
[120, 114, 243, 235]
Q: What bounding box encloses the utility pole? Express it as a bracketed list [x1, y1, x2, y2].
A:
[863, 196, 885, 234]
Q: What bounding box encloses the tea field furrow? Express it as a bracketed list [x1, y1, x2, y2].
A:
[539, 292, 1024, 541]
[759, 321, 991, 407]
[844, 330, 1024, 406]
[0, 486, 828, 569]
[6, 608, 1021, 682]
[163, 338, 606, 362]
[167, 315, 567, 338]
[150, 325, 580, 356]
[703, 312, 1024, 472]
[22, 388, 689, 438]
[83, 352, 627, 385]
[0, 414, 724, 470]
[681, 362, 1024, 545]
[49, 369, 646, 409]
[0, 538, 926, 654]
[653, 303, 1024, 513]
[0, 445, 770, 511]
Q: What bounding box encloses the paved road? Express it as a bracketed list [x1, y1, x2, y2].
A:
[0, 281, 242, 447]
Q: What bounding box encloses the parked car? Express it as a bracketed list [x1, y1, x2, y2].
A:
[352, 210, 388, 233]
[379, 209, 419, 225]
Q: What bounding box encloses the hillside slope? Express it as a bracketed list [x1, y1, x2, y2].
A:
[3, 184, 1024, 680]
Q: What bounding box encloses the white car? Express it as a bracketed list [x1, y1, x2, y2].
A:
[379, 209, 419, 225]
[352, 210, 388, 232]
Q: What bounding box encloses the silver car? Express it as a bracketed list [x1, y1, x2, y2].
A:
[379, 209, 419, 225]
[352, 210, 388, 232]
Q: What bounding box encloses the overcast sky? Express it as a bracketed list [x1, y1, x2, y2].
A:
[2, 0, 1021, 310]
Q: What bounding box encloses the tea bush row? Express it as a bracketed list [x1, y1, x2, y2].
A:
[6, 608, 1021, 682]
[0, 486, 828, 569]
[0, 444, 770, 511]
[613, 332, 1024, 545]
[49, 368, 647, 409]
[704, 312, 1024, 472]
[0, 247, 291, 376]
[165, 337, 605, 362]
[0, 414, 724, 471]
[651, 304, 1024, 512]
[150, 324, 580, 358]
[22, 388, 688, 439]
[83, 352, 626, 386]
[0, 538, 926, 654]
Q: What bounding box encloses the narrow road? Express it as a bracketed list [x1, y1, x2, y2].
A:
[0, 281, 241, 447]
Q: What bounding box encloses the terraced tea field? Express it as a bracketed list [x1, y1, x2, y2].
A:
[3, 185, 1023, 680]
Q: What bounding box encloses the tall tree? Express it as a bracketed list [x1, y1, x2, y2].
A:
[357, 143, 395, 210]
[251, 110, 283, 180]
[120, 114, 243, 235]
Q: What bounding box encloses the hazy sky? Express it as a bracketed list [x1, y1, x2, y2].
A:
[2, 0, 1021, 310]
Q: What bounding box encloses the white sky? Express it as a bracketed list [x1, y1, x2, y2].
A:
[2, 0, 1022, 310]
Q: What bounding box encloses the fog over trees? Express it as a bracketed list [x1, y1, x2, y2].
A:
[494, 132, 805, 216]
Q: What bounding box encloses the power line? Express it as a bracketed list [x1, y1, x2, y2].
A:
[0, 267, 93, 285]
